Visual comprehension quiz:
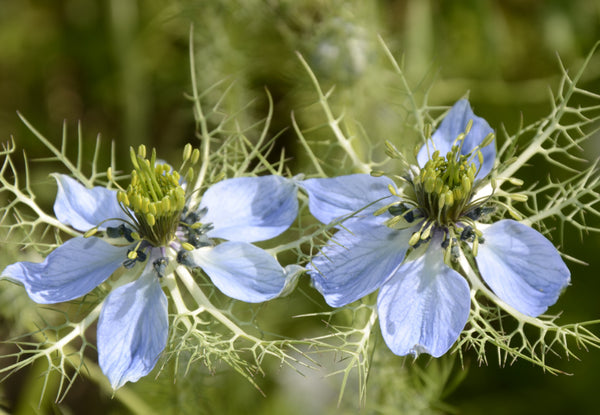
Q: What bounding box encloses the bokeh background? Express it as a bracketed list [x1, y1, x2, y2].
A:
[1, 1, 599, 414]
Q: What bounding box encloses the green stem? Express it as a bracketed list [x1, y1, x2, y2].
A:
[296, 53, 370, 174]
[175, 265, 251, 339]
[188, 26, 211, 199]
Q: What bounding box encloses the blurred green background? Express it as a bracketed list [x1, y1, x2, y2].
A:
[1, 0, 599, 414]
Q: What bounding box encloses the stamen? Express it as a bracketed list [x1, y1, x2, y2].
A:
[117, 146, 190, 247]
[507, 177, 524, 186]
[408, 231, 421, 246]
[182, 143, 192, 162]
[84, 228, 98, 238]
[190, 148, 200, 164]
[510, 193, 528, 202]
[181, 242, 195, 251]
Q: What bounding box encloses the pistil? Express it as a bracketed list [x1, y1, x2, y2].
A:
[117, 146, 188, 247]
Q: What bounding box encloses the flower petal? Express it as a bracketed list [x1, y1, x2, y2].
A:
[300, 174, 395, 226]
[98, 269, 168, 389]
[53, 174, 129, 231]
[1, 237, 126, 304]
[377, 242, 471, 357]
[200, 176, 298, 243]
[308, 222, 410, 307]
[187, 241, 287, 302]
[417, 99, 495, 179]
[476, 220, 570, 317]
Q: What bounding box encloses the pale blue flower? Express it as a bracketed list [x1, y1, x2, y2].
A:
[302, 99, 571, 357]
[2, 168, 298, 389]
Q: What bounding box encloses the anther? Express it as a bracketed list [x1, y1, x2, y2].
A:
[508, 177, 524, 186]
[464, 119, 473, 135]
[424, 123, 432, 139]
[129, 147, 140, 170]
[83, 228, 98, 238]
[408, 232, 421, 246]
[148, 203, 157, 216]
[146, 213, 156, 227]
[181, 242, 195, 251]
[182, 143, 192, 161]
[461, 175, 471, 194]
[510, 193, 528, 202]
[480, 132, 495, 148]
[190, 148, 200, 164]
[421, 222, 434, 240]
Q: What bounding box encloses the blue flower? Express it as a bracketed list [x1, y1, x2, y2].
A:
[2, 151, 298, 389]
[302, 99, 571, 357]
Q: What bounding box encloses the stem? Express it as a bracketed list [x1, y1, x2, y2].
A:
[17, 303, 154, 414]
[378, 36, 426, 143]
[296, 53, 370, 173]
[188, 26, 211, 199]
[175, 265, 254, 339]
[17, 113, 91, 187]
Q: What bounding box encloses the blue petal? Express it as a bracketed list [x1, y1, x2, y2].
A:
[308, 222, 410, 307]
[53, 174, 129, 231]
[98, 269, 168, 389]
[377, 243, 470, 357]
[300, 174, 395, 226]
[475, 220, 570, 317]
[1, 237, 127, 304]
[188, 241, 287, 302]
[417, 99, 495, 179]
[200, 176, 298, 243]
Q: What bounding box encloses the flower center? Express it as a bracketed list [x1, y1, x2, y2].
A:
[378, 122, 496, 257]
[414, 145, 477, 226]
[117, 146, 186, 247]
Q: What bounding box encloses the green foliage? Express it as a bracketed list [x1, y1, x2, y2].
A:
[1, 1, 600, 414]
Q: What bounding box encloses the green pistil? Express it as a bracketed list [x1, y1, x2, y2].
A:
[118, 145, 187, 247]
[415, 146, 477, 226]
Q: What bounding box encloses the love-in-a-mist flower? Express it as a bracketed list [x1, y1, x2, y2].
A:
[301, 99, 571, 357]
[1, 145, 299, 389]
